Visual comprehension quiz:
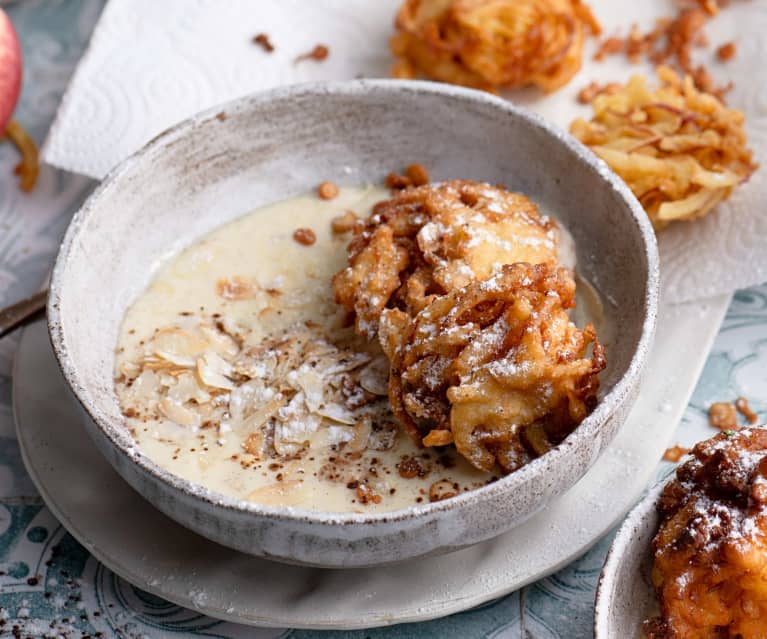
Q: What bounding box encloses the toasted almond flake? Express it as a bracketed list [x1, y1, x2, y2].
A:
[236, 393, 287, 436]
[159, 397, 201, 428]
[288, 365, 325, 412]
[347, 415, 372, 453]
[200, 325, 239, 360]
[359, 357, 389, 396]
[154, 349, 196, 368]
[316, 402, 358, 425]
[274, 410, 322, 455]
[167, 371, 211, 405]
[152, 327, 210, 359]
[196, 351, 235, 390]
[122, 369, 160, 407]
[323, 351, 371, 375]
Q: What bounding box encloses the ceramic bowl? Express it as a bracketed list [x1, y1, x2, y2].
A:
[48, 80, 658, 568]
[594, 482, 665, 638]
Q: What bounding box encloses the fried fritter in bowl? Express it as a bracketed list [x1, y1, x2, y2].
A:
[645, 428, 767, 638]
[380, 263, 605, 473]
[390, 0, 601, 92]
[333, 180, 560, 338]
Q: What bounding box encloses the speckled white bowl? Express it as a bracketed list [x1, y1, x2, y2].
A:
[48, 80, 658, 568]
[594, 482, 665, 639]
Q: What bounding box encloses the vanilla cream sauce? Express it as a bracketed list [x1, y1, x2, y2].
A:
[115, 186, 599, 513]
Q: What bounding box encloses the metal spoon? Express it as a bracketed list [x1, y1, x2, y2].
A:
[0, 289, 47, 339]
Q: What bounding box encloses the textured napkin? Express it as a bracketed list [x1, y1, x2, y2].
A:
[42, 0, 767, 303]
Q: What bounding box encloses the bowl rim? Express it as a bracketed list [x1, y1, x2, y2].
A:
[47, 78, 660, 527]
[593, 480, 665, 638]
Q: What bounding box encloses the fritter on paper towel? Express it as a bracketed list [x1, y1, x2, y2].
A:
[390, 0, 601, 92]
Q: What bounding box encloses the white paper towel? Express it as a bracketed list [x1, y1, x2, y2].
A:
[42, 0, 767, 303]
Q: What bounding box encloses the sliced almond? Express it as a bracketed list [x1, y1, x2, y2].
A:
[167, 371, 211, 405]
[359, 357, 389, 396]
[159, 397, 201, 428]
[346, 415, 372, 453]
[316, 402, 358, 425]
[152, 327, 209, 361]
[196, 351, 235, 390]
[200, 324, 240, 360]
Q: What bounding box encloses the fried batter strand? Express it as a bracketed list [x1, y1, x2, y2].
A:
[390, 0, 601, 93]
[333, 180, 559, 338]
[382, 263, 605, 473]
[334, 180, 605, 474]
[570, 66, 757, 230]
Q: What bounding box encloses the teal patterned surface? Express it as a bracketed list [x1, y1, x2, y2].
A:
[0, 2, 764, 637]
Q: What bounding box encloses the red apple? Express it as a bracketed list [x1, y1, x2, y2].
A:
[0, 8, 22, 131]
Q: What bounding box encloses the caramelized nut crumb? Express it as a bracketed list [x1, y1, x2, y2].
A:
[295, 44, 329, 63]
[422, 429, 453, 447]
[429, 480, 460, 502]
[293, 228, 317, 246]
[708, 401, 738, 430]
[397, 456, 427, 479]
[405, 163, 429, 187]
[717, 41, 736, 61]
[252, 33, 275, 52]
[576, 81, 621, 104]
[318, 181, 339, 199]
[385, 172, 412, 190]
[663, 445, 690, 462]
[331, 210, 359, 234]
[356, 483, 382, 504]
[593, 36, 624, 61]
[735, 397, 758, 424]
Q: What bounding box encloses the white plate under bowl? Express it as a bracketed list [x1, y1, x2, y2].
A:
[13, 289, 728, 630]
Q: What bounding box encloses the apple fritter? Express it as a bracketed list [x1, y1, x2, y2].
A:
[570, 66, 758, 230]
[645, 428, 767, 639]
[333, 180, 560, 338]
[381, 263, 605, 472]
[390, 0, 601, 93]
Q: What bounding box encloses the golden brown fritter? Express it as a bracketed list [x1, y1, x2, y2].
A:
[332, 180, 560, 338]
[390, 0, 601, 93]
[645, 428, 767, 639]
[380, 263, 605, 472]
[570, 66, 757, 230]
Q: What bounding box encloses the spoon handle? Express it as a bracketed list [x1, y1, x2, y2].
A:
[0, 290, 47, 339]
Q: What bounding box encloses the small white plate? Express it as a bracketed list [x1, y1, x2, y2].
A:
[594, 483, 663, 639]
[13, 294, 727, 630]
